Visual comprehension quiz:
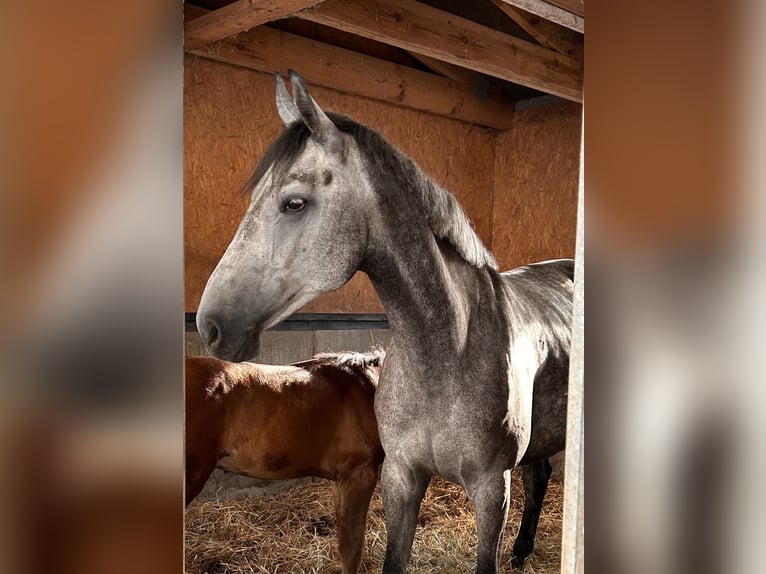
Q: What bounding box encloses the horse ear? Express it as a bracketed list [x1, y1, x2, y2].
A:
[288, 69, 339, 145]
[275, 73, 300, 127]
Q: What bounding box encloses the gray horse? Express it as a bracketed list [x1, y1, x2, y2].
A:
[196, 72, 573, 573]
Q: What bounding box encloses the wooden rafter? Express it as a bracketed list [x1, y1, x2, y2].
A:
[547, 0, 584, 18]
[185, 0, 326, 50]
[406, 53, 476, 84]
[498, 0, 584, 33]
[490, 0, 583, 60]
[187, 25, 515, 129]
[296, 0, 582, 102]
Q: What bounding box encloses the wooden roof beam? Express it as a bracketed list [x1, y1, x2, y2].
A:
[498, 0, 584, 33]
[547, 0, 584, 18]
[187, 25, 516, 130]
[185, 0, 326, 50]
[295, 0, 582, 102]
[406, 53, 476, 84]
[490, 0, 583, 60]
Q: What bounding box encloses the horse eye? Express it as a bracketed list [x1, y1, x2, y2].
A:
[284, 198, 306, 212]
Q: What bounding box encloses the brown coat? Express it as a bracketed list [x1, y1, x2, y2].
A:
[185, 351, 385, 574]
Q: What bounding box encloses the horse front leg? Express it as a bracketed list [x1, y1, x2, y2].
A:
[380, 457, 432, 574]
[469, 469, 512, 574]
[332, 462, 379, 574]
[511, 458, 552, 568]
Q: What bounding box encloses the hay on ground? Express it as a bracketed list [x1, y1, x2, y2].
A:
[185, 469, 563, 573]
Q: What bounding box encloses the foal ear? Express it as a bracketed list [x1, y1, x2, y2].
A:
[274, 74, 301, 127]
[288, 69, 339, 145]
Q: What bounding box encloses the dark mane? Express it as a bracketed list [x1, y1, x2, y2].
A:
[243, 113, 497, 270]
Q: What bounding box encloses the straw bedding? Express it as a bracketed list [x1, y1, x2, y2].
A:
[185, 469, 563, 573]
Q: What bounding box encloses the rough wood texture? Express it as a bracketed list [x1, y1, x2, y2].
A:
[184, 0, 325, 50]
[491, 102, 582, 271]
[297, 0, 583, 101]
[185, 5, 424, 70]
[547, 0, 584, 17]
[271, 17, 424, 68]
[406, 52, 476, 84]
[184, 56, 496, 313]
[490, 0, 583, 59]
[187, 329, 323, 365]
[255, 331, 315, 364]
[498, 0, 583, 33]
[188, 25, 515, 129]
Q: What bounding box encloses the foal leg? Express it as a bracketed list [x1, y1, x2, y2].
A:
[332, 463, 379, 574]
[184, 449, 217, 505]
[381, 458, 432, 574]
[469, 469, 511, 574]
[511, 458, 553, 568]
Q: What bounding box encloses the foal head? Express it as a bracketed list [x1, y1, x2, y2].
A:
[197, 72, 375, 361]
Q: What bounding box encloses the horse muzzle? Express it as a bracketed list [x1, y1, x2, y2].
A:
[196, 310, 262, 362]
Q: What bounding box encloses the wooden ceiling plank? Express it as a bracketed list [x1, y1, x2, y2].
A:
[499, 0, 583, 33]
[188, 26, 516, 130]
[295, 0, 582, 102]
[406, 52, 476, 84]
[185, 0, 326, 50]
[490, 0, 583, 60]
[546, 0, 584, 18]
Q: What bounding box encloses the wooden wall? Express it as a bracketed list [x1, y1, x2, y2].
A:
[491, 102, 582, 270]
[185, 55, 581, 313]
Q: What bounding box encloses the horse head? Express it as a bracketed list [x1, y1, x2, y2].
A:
[196, 72, 374, 361]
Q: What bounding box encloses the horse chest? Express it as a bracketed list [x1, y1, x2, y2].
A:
[375, 360, 524, 473]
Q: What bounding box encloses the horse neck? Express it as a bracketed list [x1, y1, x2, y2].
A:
[362, 216, 489, 359]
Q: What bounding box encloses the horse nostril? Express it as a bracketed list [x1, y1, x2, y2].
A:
[198, 314, 223, 351]
[208, 323, 219, 345]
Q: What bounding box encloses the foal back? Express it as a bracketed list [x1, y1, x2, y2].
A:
[185, 354, 383, 504]
[185, 352, 385, 574]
